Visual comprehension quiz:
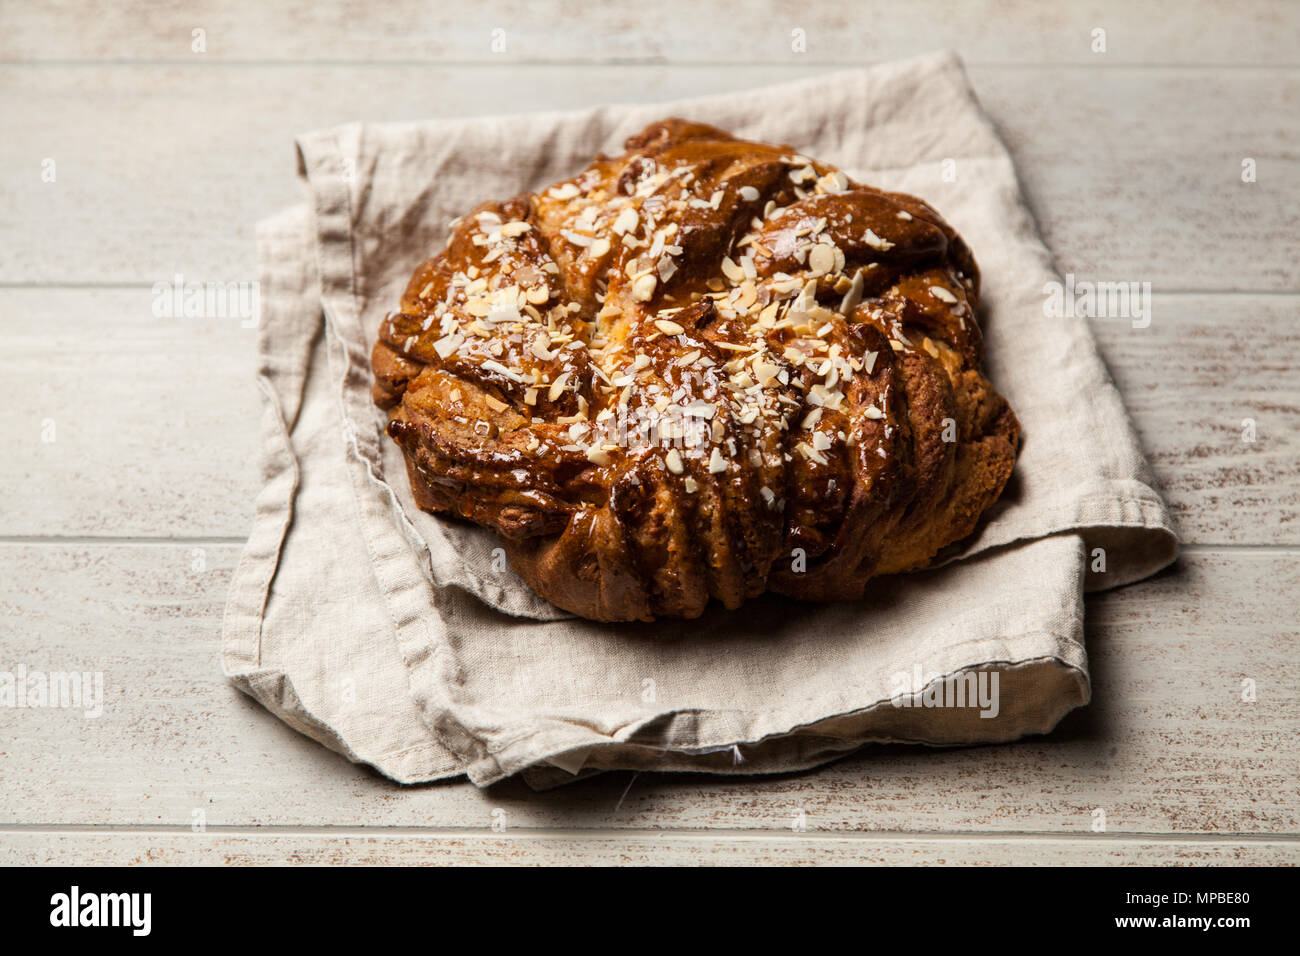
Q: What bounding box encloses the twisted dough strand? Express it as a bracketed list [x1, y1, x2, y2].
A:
[372, 120, 1019, 621]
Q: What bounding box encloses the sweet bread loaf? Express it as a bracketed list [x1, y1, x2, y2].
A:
[371, 119, 1020, 621]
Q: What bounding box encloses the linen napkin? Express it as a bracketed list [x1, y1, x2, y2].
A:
[222, 51, 1178, 787]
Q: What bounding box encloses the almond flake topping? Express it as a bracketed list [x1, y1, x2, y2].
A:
[863, 228, 895, 251]
[839, 268, 865, 313]
[797, 441, 828, 465]
[433, 333, 463, 358]
[720, 256, 746, 283]
[808, 243, 836, 275]
[481, 360, 523, 382]
[612, 206, 639, 236]
[632, 274, 658, 301]
[548, 371, 571, 402]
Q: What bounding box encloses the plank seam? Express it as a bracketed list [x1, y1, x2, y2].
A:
[0, 825, 1296, 843]
[2, 59, 1298, 70]
[0, 536, 250, 546]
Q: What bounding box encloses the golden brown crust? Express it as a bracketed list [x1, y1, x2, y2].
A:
[372, 119, 1020, 621]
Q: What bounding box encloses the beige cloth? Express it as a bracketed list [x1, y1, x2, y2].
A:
[222, 52, 1177, 788]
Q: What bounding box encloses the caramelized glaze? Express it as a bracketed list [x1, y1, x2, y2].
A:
[372, 120, 1020, 621]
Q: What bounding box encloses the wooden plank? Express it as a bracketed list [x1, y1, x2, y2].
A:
[0, 831, 1294, 866]
[0, 545, 1295, 833]
[969, 70, 1299, 292]
[1091, 294, 1300, 545]
[2, 290, 1293, 542]
[5, 0, 1298, 67]
[0, 288, 261, 539]
[0, 65, 1295, 290]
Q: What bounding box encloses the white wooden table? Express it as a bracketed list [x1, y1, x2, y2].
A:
[2, 0, 1297, 866]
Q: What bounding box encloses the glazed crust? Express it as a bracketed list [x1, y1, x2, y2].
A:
[372, 120, 1020, 621]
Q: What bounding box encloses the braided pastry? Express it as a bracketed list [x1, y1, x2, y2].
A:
[372, 119, 1020, 622]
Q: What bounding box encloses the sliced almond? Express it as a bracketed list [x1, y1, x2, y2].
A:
[708, 447, 727, 474]
[612, 205, 639, 236]
[720, 256, 746, 283]
[548, 371, 571, 402]
[839, 268, 865, 314]
[481, 360, 522, 382]
[433, 333, 463, 359]
[632, 274, 658, 302]
[862, 228, 895, 251]
[808, 244, 836, 274]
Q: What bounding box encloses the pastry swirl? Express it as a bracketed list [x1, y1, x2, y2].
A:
[372, 119, 1020, 621]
